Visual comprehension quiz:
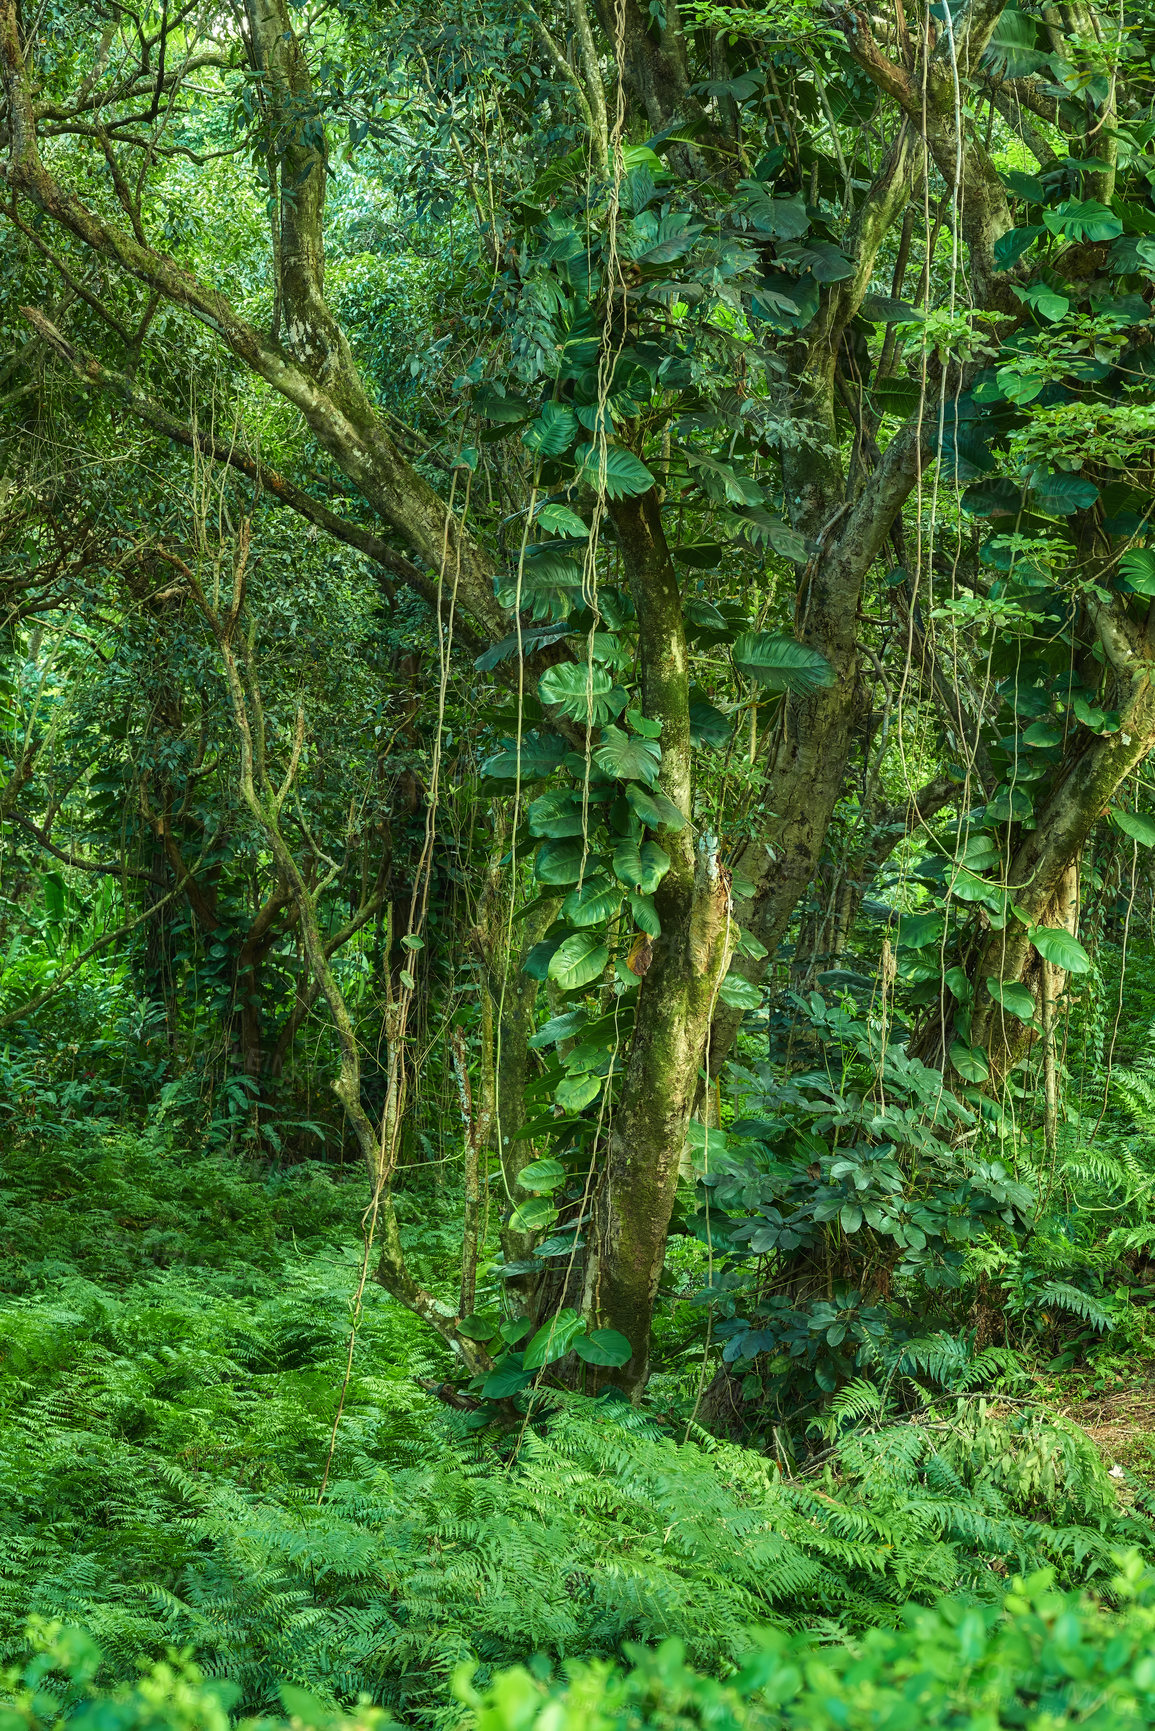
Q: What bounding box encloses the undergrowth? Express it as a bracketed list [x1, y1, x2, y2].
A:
[2, 1131, 1152, 1723]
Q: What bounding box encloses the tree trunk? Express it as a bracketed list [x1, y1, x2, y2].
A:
[580, 490, 733, 1396]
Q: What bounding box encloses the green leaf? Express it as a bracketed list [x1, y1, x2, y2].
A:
[1030, 926, 1090, 974]
[986, 977, 1036, 1020]
[528, 790, 587, 838]
[1120, 549, 1155, 596]
[509, 1195, 559, 1231]
[555, 1071, 603, 1113]
[482, 1357, 535, 1399]
[572, 1328, 632, 1367]
[1031, 471, 1099, 515]
[517, 1158, 567, 1191]
[562, 874, 622, 927]
[1111, 808, 1155, 847]
[457, 1313, 500, 1341]
[1042, 198, 1123, 243]
[1014, 282, 1070, 322]
[500, 1316, 534, 1345]
[689, 698, 731, 747]
[539, 663, 626, 725]
[625, 782, 686, 830]
[522, 402, 578, 456]
[840, 1202, 863, 1233]
[574, 443, 656, 499]
[613, 837, 671, 893]
[629, 891, 661, 937]
[896, 912, 943, 950]
[950, 1040, 990, 1083]
[523, 1307, 585, 1370]
[595, 724, 661, 785]
[719, 972, 762, 1011]
[548, 931, 609, 990]
[473, 387, 532, 423]
[536, 502, 589, 538]
[1022, 719, 1063, 747]
[732, 632, 835, 694]
[626, 706, 663, 738]
[994, 225, 1044, 270]
[535, 837, 593, 885]
[280, 1686, 338, 1728]
[527, 1008, 588, 1049]
[482, 734, 566, 783]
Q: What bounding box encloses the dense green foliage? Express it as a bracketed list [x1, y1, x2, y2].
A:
[6, 0, 1155, 1720]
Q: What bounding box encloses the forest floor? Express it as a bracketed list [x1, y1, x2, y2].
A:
[4, 1125, 1155, 1717]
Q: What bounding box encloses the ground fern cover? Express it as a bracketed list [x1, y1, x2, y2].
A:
[1, 1133, 1151, 1724]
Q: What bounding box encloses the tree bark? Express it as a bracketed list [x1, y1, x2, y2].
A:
[580, 490, 733, 1396]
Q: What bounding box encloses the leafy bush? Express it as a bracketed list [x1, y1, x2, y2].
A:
[10, 1561, 1155, 1731]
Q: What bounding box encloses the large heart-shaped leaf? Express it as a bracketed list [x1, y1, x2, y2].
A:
[1042, 199, 1122, 243]
[482, 1356, 535, 1399]
[536, 501, 589, 538]
[595, 724, 661, 785]
[1030, 926, 1090, 974]
[986, 977, 1036, 1020]
[562, 874, 622, 927]
[528, 791, 587, 838]
[548, 930, 609, 990]
[509, 1195, 559, 1231]
[555, 1071, 603, 1113]
[481, 734, 566, 783]
[572, 1328, 632, 1367]
[535, 837, 593, 884]
[517, 1158, 567, 1191]
[523, 1307, 585, 1370]
[574, 442, 656, 499]
[539, 662, 626, 725]
[732, 633, 835, 693]
[613, 837, 671, 893]
[949, 1040, 990, 1083]
[625, 783, 686, 830]
[718, 972, 762, 1011]
[522, 402, 578, 456]
[1111, 808, 1155, 846]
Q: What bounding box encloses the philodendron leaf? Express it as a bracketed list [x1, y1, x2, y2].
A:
[1030, 926, 1090, 974]
[482, 1357, 535, 1399]
[625, 782, 686, 830]
[1111, 808, 1155, 846]
[613, 837, 671, 893]
[517, 1157, 566, 1191]
[986, 977, 1036, 1020]
[1120, 549, 1155, 596]
[556, 1071, 603, 1113]
[732, 632, 835, 694]
[538, 662, 626, 725]
[718, 972, 762, 1010]
[509, 1195, 559, 1232]
[523, 1307, 585, 1370]
[572, 1328, 632, 1367]
[594, 724, 661, 785]
[574, 442, 655, 499]
[1022, 719, 1063, 747]
[562, 874, 622, 927]
[536, 501, 589, 538]
[548, 930, 609, 990]
[535, 837, 594, 885]
[522, 402, 578, 456]
[950, 1040, 990, 1082]
[457, 1313, 500, 1341]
